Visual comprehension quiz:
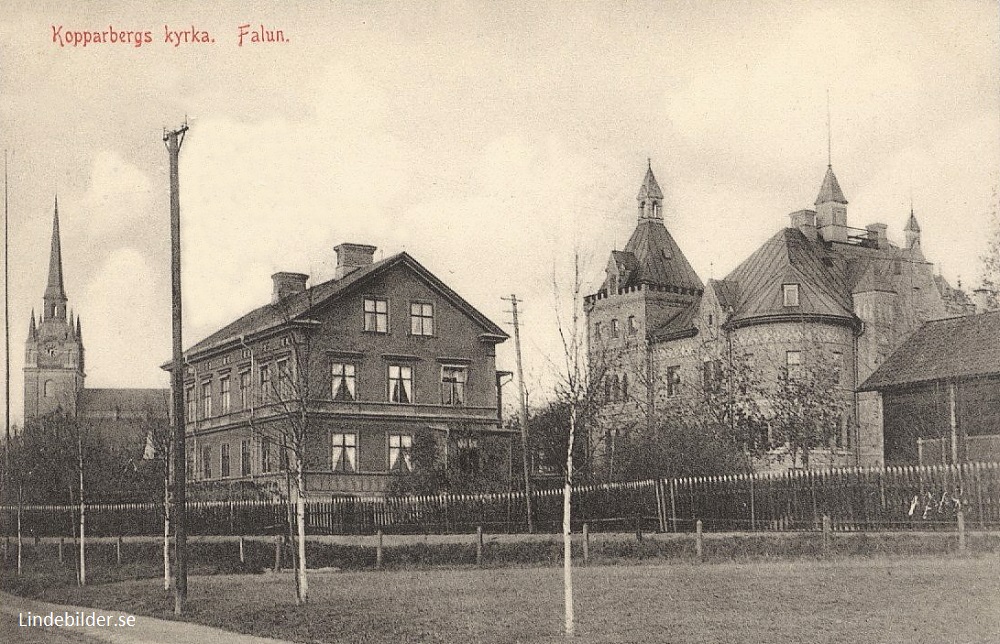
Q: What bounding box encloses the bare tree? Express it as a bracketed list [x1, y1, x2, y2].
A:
[979, 184, 1000, 309]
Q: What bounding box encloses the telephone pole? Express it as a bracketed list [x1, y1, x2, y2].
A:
[164, 123, 188, 614]
[3, 152, 10, 501]
[503, 294, 533, 533]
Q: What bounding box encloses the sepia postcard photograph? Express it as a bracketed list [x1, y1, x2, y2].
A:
[1, 1, 999, 642]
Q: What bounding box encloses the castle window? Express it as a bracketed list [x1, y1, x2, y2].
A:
[241, 439, 252, 476]
[611, 375, 620, 401]
[410, 302, 434, 336]
[201, 380, 212, 418]
[782, 284, 800, 307]
[786, 351, 802, 366]
[364, 297, 389, 333]
[220, 376, 231, 414]
[43, 380, 55, 398]
[703, 360, 721, 393]
[331, 362, 357, 401]
[220, 443, 231, 478]
[332, 432, 358, 473]
[388, 364, 413, 403]
[832, 351, 843, 385]
[389, 433, 413, 471]
[892, 258, 902, 275]
[627, 316, 638, 335]
[611, 319, 620, 338]
[594, 322, 602, 339]
[707, 313, 714, 327]
[666, 366, 680, 397]
[604, 375, 612, 402]
[621, 374, 629, 400]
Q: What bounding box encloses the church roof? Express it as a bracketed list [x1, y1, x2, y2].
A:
[78, 388, 170, 418]
[859, 311, 1000, 391]
[179, 252, 508, 361]
[621, 220, 704, 292]
[636, 164, 664, 201]
[723, 228, 855, 325]
[904, 210, 921, 233]
[815, 166, 848, 205]
[45, 198, 67, 302]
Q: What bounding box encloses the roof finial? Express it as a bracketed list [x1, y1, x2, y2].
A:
[647, 157, 651, 171]
[826, 89, 832, 168]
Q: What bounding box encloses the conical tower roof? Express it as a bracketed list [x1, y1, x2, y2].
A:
[636, 161, 664, 202]
[815, 166, 848, 205]
[904, 209, 921, 233]
[44, 196, 67, 303]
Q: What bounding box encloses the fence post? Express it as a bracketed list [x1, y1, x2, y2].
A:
[376, 529, 383, 570]
[273, 536, 282, 572]
[583, 523, 589, 566]
[695, 519, 703, 562]
[669, 479, 678, 533]
[957, 509, 966, 552]
[239, 536, 245, 564]
[635, 515, 643, 543]
[116, 536, 123, 566]
[476, 526, 483, 567]
[58, 537, 64, 564]
[822, 515, 831, 555]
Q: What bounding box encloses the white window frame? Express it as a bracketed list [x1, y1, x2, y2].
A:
[331, 362, 357, 401]
[409, 302, 434, 336]
[332, 432, 358, 473]
[220, 442, 231, 478]
[240, 438, 252, 476]
[388, 433, 413, 471]
[441, 364, 467, 406]
[202, 445, 213, 479]
[388, 364, 414, 403]
[364, 297, 389, 333]
[782, 283, 800, 307]
[201, 380, 212, 418]
[220, 375, 231, 414]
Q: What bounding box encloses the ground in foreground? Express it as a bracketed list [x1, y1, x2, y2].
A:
[39, 557, 1000, 644]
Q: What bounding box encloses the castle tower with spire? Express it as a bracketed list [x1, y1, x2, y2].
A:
[24, 198, 85, 418]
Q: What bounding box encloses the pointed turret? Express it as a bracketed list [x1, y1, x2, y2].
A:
[28, 310, 37, 340]
[815, 166, 848, 243]
[636, 159, 664, 221]
[43, 197, 68, 321]
[76, 314, 82, 340]
[904, 208, 921, 250]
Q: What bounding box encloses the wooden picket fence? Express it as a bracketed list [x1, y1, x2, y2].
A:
[2, 463, 998, 538]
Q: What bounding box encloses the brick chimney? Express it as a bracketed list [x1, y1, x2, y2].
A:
[866, 223, 888, 248]
[334, 243, 377, 279]
[271, 272, 308, 303]
[789, 210, 817, 240]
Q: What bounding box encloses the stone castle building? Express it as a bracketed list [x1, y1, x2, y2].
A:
[585, 162, 976, 470]
[24, 200, 169, 451]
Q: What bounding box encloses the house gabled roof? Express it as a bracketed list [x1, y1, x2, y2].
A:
[177, 252, 508, 363]
[723, 228, 855, 326]
[859, 311, 1000, 391]
[621, 220, 703, 292]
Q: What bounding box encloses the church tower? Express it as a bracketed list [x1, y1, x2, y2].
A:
[24, 198, 85, 419]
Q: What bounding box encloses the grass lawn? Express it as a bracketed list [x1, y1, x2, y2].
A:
[36, 556, 1000, 644]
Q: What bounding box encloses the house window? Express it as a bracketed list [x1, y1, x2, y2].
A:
[364, 297, 389, 333]
[456, 436, 481, 476]
[666, 366, 681, 397]
[220, 376, 231, 414]
[627, 316, 638, 335]
[239, 371, 251, 409]
[276, 359, 292, 399]
[782, 284, 800, 307]
[331, 363, 357, 401]
[261, 438, 272, 474]
[220, 443, 231, 478]
[388, 364, 414, 403]
[441, 365, 467, 405]
[410, 302, 434, 336]
[201, 380, 212, 418]
[611, 319, 620, 338]
[240, 438, 252, 476]
[185, 385, 196, 421]
[202, 445, 213, 479]
[389, 434, 413, 471]
[332, 433, 358, 473]
[259, 364, 271, 403]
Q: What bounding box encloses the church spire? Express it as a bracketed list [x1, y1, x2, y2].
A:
[905, 207, 921, 249]
[28, 309, 37, 340]
[43, 196, 67, 321]
[637, 160, 664, 221]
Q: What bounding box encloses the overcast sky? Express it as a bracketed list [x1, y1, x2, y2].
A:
[2, 1, 998, 425]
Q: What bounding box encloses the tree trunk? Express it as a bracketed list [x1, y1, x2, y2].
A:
[295, 467, 308, 604]
[563, 405, 576, 637]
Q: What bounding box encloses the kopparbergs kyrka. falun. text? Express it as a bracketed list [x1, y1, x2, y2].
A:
[51, 25, 288, 47]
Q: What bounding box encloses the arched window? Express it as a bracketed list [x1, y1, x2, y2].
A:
[604, 376, 611, 402]
[43, 380, 56, 398]
[621, 374, 629, 400]
[611, 375, 620, 402]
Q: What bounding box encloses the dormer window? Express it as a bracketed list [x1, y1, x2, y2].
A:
[782, 284, 800, 308]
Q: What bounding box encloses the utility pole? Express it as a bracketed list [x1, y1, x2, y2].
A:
[503, 294, 533, 533]
[3, 152, 9, 509]
[164, 123, 188, 614]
